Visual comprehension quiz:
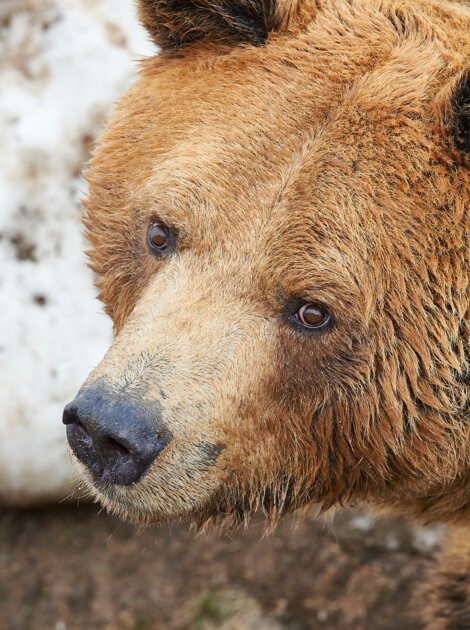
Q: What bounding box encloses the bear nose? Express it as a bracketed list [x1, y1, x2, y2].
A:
[63, 386, 171, 486]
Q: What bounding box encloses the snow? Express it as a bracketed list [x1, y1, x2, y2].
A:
[0, 0, 153, 504]
[412, 524, 444, 553]
[350, 514, 374, 533]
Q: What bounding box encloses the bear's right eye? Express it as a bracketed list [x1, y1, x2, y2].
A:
[147, 221, 176, 256]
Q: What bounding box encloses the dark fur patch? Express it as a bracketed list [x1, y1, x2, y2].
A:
[450, 66, 470, 154]
[194, 442, 226, 466]
[138, 0, 280, 48]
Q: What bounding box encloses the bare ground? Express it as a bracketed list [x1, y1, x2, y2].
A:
[0, 504, 444, 630]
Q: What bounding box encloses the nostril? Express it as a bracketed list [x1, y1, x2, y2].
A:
[98, 436, 144, 486]
[62, 405, 80, 426]
[67, 420, 93, 447]
[65, 416, 104, 480]
[101, 436, 131, 462]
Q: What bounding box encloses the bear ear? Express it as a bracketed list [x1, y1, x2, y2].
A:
[138, 0, 293, 49]
[446, 65, 470, 154]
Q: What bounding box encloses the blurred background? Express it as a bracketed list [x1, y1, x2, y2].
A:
[0, 1, 445, 628]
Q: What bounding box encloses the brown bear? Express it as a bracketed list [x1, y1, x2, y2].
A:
[63, 0, 469, 626]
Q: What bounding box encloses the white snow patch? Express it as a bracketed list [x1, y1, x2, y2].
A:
[0, 0, 153, 504]
[349, 514, 375, 533]
[412, 524, 444, 553]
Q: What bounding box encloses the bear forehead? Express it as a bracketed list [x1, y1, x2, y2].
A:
[115, 50, 440, 258]
[104, 9, 446, 225]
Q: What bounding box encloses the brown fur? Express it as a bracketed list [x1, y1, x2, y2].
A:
[76, 0, 469, 625]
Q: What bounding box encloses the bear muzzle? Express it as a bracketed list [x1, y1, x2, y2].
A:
[63, 385, 172, 486]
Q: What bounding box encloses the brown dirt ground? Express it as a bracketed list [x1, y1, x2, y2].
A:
[0, 504, 444, 630]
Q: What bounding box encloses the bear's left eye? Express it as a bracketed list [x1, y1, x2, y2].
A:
[147, 221, 175, 256]
[296, 303, 331, 329]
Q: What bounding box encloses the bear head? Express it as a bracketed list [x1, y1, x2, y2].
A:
[64, 0, 470, 527]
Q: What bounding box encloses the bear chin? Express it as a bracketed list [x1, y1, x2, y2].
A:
[76, 461, 228, 527]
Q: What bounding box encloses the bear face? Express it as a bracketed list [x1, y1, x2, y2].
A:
[65, 0, 470, 527]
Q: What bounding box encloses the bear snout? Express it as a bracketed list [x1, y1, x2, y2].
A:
[63, 386, 172, 486]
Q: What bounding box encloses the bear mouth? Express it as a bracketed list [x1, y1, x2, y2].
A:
[74, 441, 230, 525]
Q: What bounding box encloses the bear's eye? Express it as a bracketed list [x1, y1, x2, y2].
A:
[296, 303, 331, 329]
[147, 221, 174, 255]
